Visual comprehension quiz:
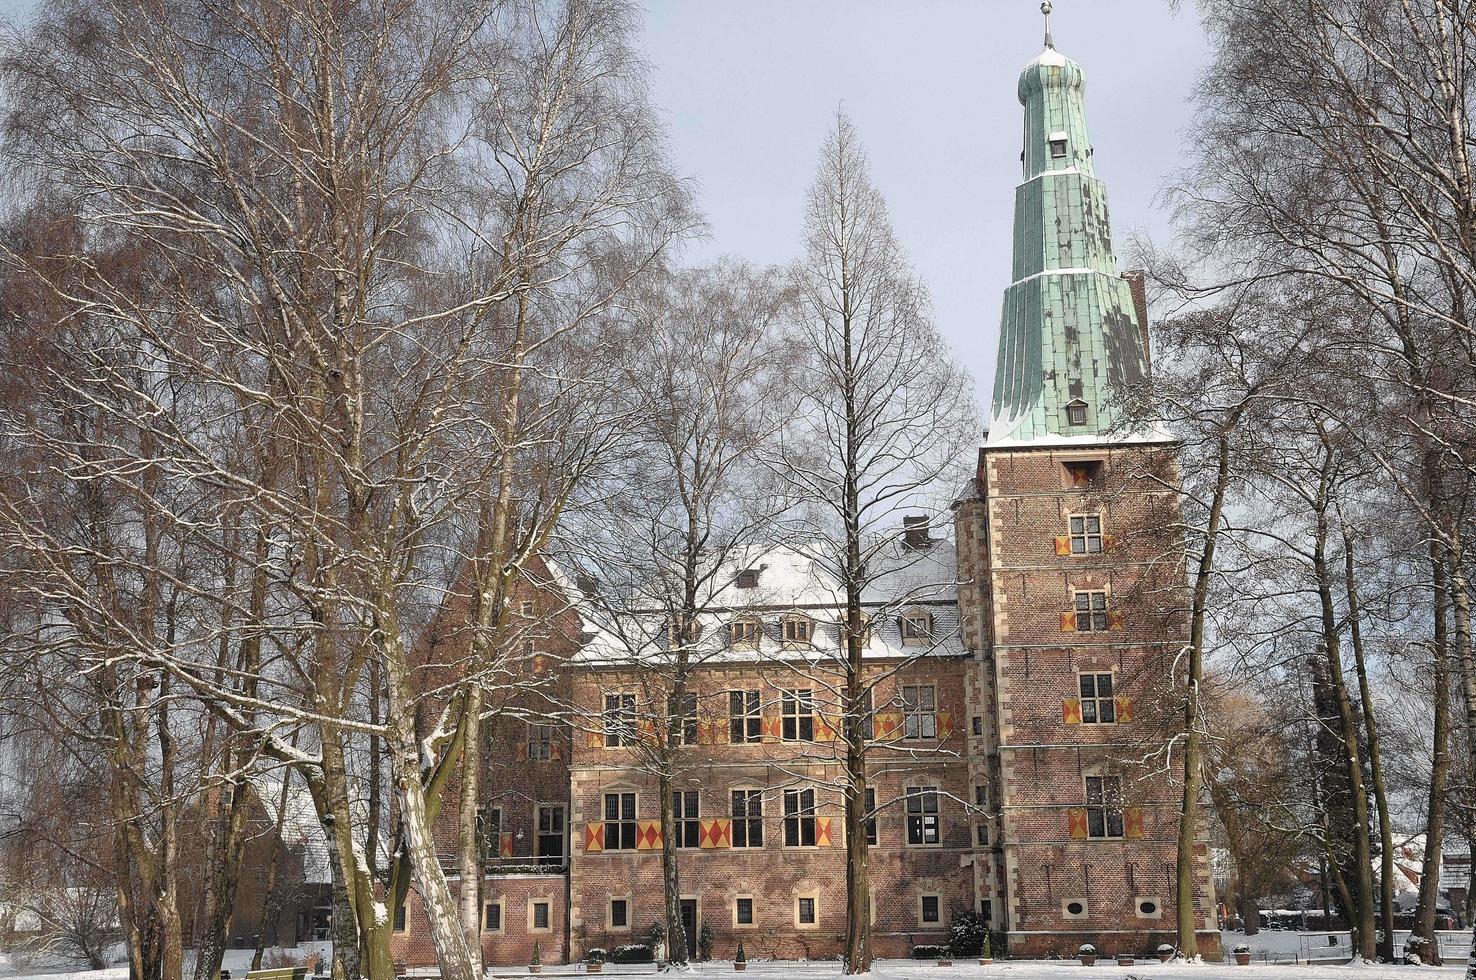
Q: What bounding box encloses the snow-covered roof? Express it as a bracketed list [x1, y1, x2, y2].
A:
[573, 541, 966, 667]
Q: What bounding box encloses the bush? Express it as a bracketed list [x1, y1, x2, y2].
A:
[912, 945, 950, 960]
[1157, 944, 1175, 954]
[586, 949, 606, 964]
[734, 941, 747, 964]
[1403, 936, 1429, 965]
[1078, 944, 1097, 956]
[1233, 944, 1250, 955]
[949, 910, 985, 957]
[611, 944, 654, 964]
[699, 922, 714, 961]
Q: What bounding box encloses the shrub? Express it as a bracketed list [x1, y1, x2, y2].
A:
[1157, 944, 1175, 954]
[699, 922, 714, 962]
[912, 945, 950, 960]
[1233, 944, 1250, 955]
[586, 949, 606, 964]
[530, 942, 541, 966]
[611, 944, 654, 964]
[734, 941, 747, 964]
[1078, 944, 1097, 956]
[949, 910, 985, 957]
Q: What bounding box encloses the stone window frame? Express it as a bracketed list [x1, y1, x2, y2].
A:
[603, 692, 637, 747]
[392, 899, 408, 934]
[781, 613, 813, 649]
[903, 785, 941, 847]
[782, 787, 818, 848]
[1067, 513, 1104, 554]
[918, 892, 943, 927]
[730, 786, 765, 849]
[899, 608, 934, 647]
[479, 804, 504, 862]
[900, 683, 937, 740]
[481, 898, 504, 934]
[1078, 671, 1117, 725]
[520, 599, 535, 616]
[1062, 897, 1090, 920]
[794, 892, 820, 930]
[1072, 589, 1110, 633]
[528, 897, 554, 934]
[672, 788, 701, 849]
[728, 689, 762, 743]
[1083, 771, 1125, 840]
[729, 617, 762, 651]
[666, 690, 698, 746]
[602, 788, 640, 851]
[527, 721, 555, 760]
[780, 688, 815, 742]
[733, 894, 757, 929]
[607, 895, 633, 932]
[1135, 896, 1164, 920]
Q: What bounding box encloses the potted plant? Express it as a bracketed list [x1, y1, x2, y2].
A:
[586, 948, 606, 974]
[1157, 944, 1175, 963]
[1233, 944, 1251, 966]
[938, 946, 954, 968]
[1078, 943, 1097, 966]
[1117, 953, 1135, 966]
[980, 932, 994, 966]
[529, 941, 542, 974]
[734, 941, 748, 972]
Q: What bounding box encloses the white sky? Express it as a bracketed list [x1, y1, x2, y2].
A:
[0, 0, 1208, 413]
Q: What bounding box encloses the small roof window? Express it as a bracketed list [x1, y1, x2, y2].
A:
[1066, 399, 1088, 426]
[737, 569, 759, 589]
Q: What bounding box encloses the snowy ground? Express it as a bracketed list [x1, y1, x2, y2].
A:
[0, 943, 333, 980]
[0, 936, 1465, 980]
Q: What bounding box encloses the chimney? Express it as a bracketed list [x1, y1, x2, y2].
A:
[1123, 270, 1152, 372]
[903, 515, 931, 550]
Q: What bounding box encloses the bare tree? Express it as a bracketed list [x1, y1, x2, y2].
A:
[774, 110, 977, 975]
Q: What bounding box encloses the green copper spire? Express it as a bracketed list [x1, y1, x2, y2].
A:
[988, 7, 1153, 447]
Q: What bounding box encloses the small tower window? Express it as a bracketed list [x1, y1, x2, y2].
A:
[1066, 400, 1088, 425]
[737, 568, 759, 589]
[1050, 138, 1068, 159]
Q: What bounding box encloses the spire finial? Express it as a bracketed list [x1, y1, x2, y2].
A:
[1041, 1, 1055, 49]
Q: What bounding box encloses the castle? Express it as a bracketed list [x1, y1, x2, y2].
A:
[390, 13, 1219, 967]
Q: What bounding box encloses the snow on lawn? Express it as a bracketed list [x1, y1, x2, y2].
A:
[0, 944, 333, 980]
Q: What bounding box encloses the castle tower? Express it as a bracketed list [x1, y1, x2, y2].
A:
[954, 4, 1219, 958]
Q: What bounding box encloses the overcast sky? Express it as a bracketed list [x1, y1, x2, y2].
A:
[0, 0, 1207, 412]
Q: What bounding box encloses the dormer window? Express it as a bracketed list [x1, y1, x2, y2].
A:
[1065, 399, 1088, 426]
[737, 569, 759, 589]
[781, 615, 813, 649]
[1050, 138, 1068, 159]
[730, 617, 762, 650]
[667, 616, 702, 649]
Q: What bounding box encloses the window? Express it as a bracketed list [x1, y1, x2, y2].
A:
[840, 612, 871, 647]
[729, 690, 761, 743]
[973, 785, 988, 811]
[1065, 460, 1103, 488]
[1085, 774, 1124, 839]
[976, 823, 989, 846]
[667, 691, 698, 745]
[980, 899, 993, 927]
[609, 897, 630, 930]
[1079, 672, 1117, 724]
[673, 790, 701, 848]
[783, 788, 817, 847]
[1073, 591, 1109, 632]
[666, 616, 702, 649]
[971, 715, 983, 736]
[536, 805, 565, 864]
[483, 900, 502, 932]
[1066, 400, 1087, 425]
[901, 611, 933, 646]
[603, 792, 638, 850]
[737, 569, 759, 589]
[902, 685, 937, 739]
[920, 894, 941, 925]
[520, 600, 534, 615]
[528, 722, 554, 761]
[797, 896, 817, 926]
[857, 688, 875, 742]
[905, 786, 940, 845]
[530, 900, 551, 932]
[1136, 897, 1162, 919]
[735, 896, 755, 926]
[1064, 899, 1089, 919]
[731, 789, 764, 848]
[730, 618, 762, 650]
[393, 901, 407, 932]
[603, 693, 636, 747]
[782, 615, 812, 648]
[1050, 138, 1068, 159]
[1069, 515, 1103, 554]
[479, 805, 503, 862]
[781, 689, 814, 741]
[864, 787, 878, 846]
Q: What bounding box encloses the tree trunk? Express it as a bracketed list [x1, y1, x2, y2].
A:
[457, 685, 485, 976]
[1342, 534, 1394, 961]
[1177, 431, 1234, 958]
[252, 771, 296, 971]
[1413, 541, 1452, 962]
[659, 768, 687, 967]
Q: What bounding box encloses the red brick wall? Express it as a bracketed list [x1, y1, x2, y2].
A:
[967, 443, 1220, 958]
